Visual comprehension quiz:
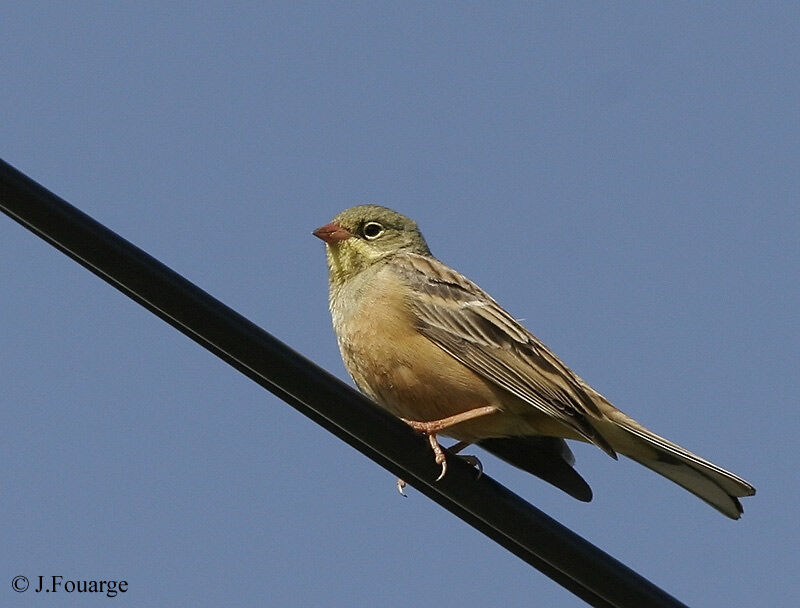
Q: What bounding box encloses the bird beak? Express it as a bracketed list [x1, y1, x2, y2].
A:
[312, 222, 353, 244]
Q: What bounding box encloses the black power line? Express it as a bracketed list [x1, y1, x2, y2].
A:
[0, 159, 688, 608]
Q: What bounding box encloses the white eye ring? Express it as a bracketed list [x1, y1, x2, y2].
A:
[362, 221, 385, 240]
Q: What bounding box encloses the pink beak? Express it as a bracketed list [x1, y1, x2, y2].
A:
[312, 222, 353, 244]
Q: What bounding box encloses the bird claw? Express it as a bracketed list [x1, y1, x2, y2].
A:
[429, 434, 448, 481]
[434, 455, 447, 482]
[458, 454, 484, 479]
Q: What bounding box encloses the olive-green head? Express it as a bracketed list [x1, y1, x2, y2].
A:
[313, 205, 431, 284]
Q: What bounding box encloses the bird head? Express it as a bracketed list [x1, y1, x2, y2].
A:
[313, 205, 431, 285]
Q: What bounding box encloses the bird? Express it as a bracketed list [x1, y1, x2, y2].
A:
[313, 204, 755, 519]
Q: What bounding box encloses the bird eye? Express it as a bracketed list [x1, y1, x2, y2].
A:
[362, 221, 385, 240]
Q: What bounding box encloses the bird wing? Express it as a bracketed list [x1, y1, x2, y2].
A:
[392, 253, 616, 457]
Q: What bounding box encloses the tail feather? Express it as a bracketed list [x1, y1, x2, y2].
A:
[633, 454, 744, 518]
[600, 410, 755, 519]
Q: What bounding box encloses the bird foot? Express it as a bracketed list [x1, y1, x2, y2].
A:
[399, 406, 497, 482]
[395, 438, 485, 495]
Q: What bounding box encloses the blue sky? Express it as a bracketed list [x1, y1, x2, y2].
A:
[2, 4, 798, 606]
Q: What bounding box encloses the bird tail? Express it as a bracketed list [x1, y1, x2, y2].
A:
[597, 409, 755, 519]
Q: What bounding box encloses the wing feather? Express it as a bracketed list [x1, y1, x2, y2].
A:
[392, 253, 616, 457]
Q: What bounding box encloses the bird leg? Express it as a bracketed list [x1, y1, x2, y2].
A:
[400, 406, 499, 435]
[399, 405, 498, 483]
